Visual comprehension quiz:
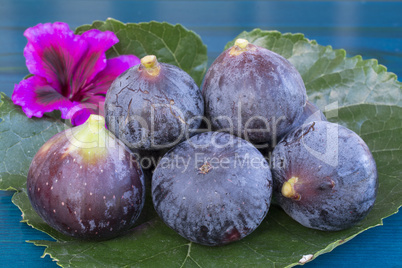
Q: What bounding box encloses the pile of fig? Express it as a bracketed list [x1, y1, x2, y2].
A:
[27, 38, 378, 245]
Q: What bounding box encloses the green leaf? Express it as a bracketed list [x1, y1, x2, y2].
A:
[0, 93, 66, 191]
[75, 19, 208, 87]
[2, 28, 402, 267]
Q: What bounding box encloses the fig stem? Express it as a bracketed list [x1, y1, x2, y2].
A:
[282, 177, 301, 200]
[229, 38, 250, 56]
[140, 55, 161, 76]
[62, 115, 109, 165]
[87, 114, 106, 134]
[68, 115, 107, 151]
[235, 38, 249, 49]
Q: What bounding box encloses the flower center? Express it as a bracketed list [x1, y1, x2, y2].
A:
[43, 47, 72, 98]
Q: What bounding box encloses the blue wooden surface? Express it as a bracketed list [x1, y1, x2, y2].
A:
[0, 1, 401, 267]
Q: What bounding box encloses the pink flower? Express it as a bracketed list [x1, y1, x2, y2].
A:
[12, 22, 140, 125]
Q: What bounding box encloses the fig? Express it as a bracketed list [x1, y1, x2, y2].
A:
[202, 38, 307, 145]
[152, 132, 272, 246]
[271, 121, 378, 231]
[105, 55, 204, 151]
[27, 115, 145, 240]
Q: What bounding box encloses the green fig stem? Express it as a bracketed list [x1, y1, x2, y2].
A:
[75, 114, 107, 147]
[235, 38, 249, 49]
[140, 55, 161, 77]
[230, 38, 251, 56]
[87, 114, 105, 135]
[64, 114, 109, 165]
[282, 177, 301, 200]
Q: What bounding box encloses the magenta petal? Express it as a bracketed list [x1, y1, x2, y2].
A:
[70, 108, 92, 126]
[67, 95, 105, 126]
[72, 30, 119, 95]
[17, 21, 139, 125]
[83, 55, 140, 95]
[23, 22, 88, 96]
[12, 75, 74, 118]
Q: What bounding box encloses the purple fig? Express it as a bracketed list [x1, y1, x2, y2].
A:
[152, 132, 272, 246]
[27, 115, 145, 240]
[272, 121, 378, 231]
[202, 38, 307, 145]
[105, 55, 204, 151]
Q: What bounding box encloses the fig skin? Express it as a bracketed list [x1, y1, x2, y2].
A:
[27, 115, 145, 240]
[257, 101, 326, 162]
[152, 132, 272, 246]
[272, 121, 378, 231]
[290, 100, 326, 131]
[202, 39, 307, 145]
[105, 55, 204, 151]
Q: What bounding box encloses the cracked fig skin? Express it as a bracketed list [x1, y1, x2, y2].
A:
[27, 115, 145, 240]
[105, 55, 204, 150]
[152, 132, 273, 246]
[272, 121, 378, 231]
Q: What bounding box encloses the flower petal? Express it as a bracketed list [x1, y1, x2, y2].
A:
[70, 107, 93, 126]
[82, 55, 140, 95]
[67, 55, 139, 126]
[67, 95, 105, 126]
[12, 75, 74, 118]
[17, 21, 139, 126]
[23, 22, 87, 96]
[72, 29, 119, 97]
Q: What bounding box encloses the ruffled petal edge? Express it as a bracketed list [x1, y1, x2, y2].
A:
[12, 75, 74, 119]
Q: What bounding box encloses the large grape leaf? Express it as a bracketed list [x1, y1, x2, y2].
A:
[2, 28, 402, 267]
[75, 19, 208, 87]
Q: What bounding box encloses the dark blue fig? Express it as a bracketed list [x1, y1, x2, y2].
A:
[152, 131, 272, 246]
[272, 121, 378, 231]
[105, 55, 204, 151]
[202, 38, 307, 145]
